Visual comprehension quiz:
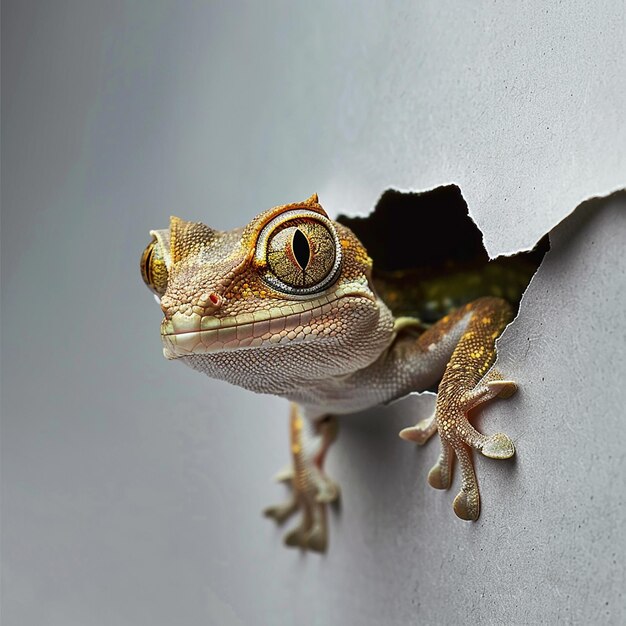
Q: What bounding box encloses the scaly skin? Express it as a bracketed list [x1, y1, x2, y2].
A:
[142, 194, 517, 551]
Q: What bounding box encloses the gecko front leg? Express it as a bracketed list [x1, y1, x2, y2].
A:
[264, 405, 339, 552]
[400, 297, 517, 520]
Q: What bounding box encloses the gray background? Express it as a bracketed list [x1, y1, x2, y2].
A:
[2, 2, 625, 625]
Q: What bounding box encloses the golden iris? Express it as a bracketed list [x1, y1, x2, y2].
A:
[266, 219, 336, 290]
[140, 237, 169, 296]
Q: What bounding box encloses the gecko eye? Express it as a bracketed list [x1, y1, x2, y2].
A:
[266, 222, 335, 288]
[140, 236, 169, 296]
[255, 211, 343, 296]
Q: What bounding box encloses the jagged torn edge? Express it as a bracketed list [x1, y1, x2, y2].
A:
[378, 185, 626, 417]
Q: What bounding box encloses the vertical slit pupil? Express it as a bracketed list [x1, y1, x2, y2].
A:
[292, 228, 311, 270]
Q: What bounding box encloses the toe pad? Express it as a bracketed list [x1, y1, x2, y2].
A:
[481, 433, 515, 459]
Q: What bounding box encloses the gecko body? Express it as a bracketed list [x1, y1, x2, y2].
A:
[141, 194, 519, 551]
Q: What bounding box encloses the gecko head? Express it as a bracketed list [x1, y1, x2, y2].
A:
[140, 195, 395, 393]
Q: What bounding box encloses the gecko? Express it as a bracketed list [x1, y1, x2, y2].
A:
[141, 194, 518, 552]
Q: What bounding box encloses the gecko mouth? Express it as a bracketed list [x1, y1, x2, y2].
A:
[160, 284, 375, 359]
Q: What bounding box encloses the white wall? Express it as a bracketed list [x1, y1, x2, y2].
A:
[2, 2, 625, 624]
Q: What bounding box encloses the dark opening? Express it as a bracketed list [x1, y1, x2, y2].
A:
[337, 185, 549, 325]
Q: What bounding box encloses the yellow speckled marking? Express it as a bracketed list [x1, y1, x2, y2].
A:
[426, 296, 515, 521]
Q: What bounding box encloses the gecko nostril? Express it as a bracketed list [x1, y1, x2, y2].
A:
[198, 291, 223, 309]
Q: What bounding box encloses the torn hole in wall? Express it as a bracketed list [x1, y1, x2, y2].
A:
[333, 185, 552, 517]
[333, 188, 624, 538]
[337, 185, 549, 329]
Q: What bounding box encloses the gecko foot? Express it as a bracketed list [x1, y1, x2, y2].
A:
[405, 369, 517, 521]
[264, 470, 339, 552]
[437, 372, 516, 520]
[264, 411, 339, 552]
